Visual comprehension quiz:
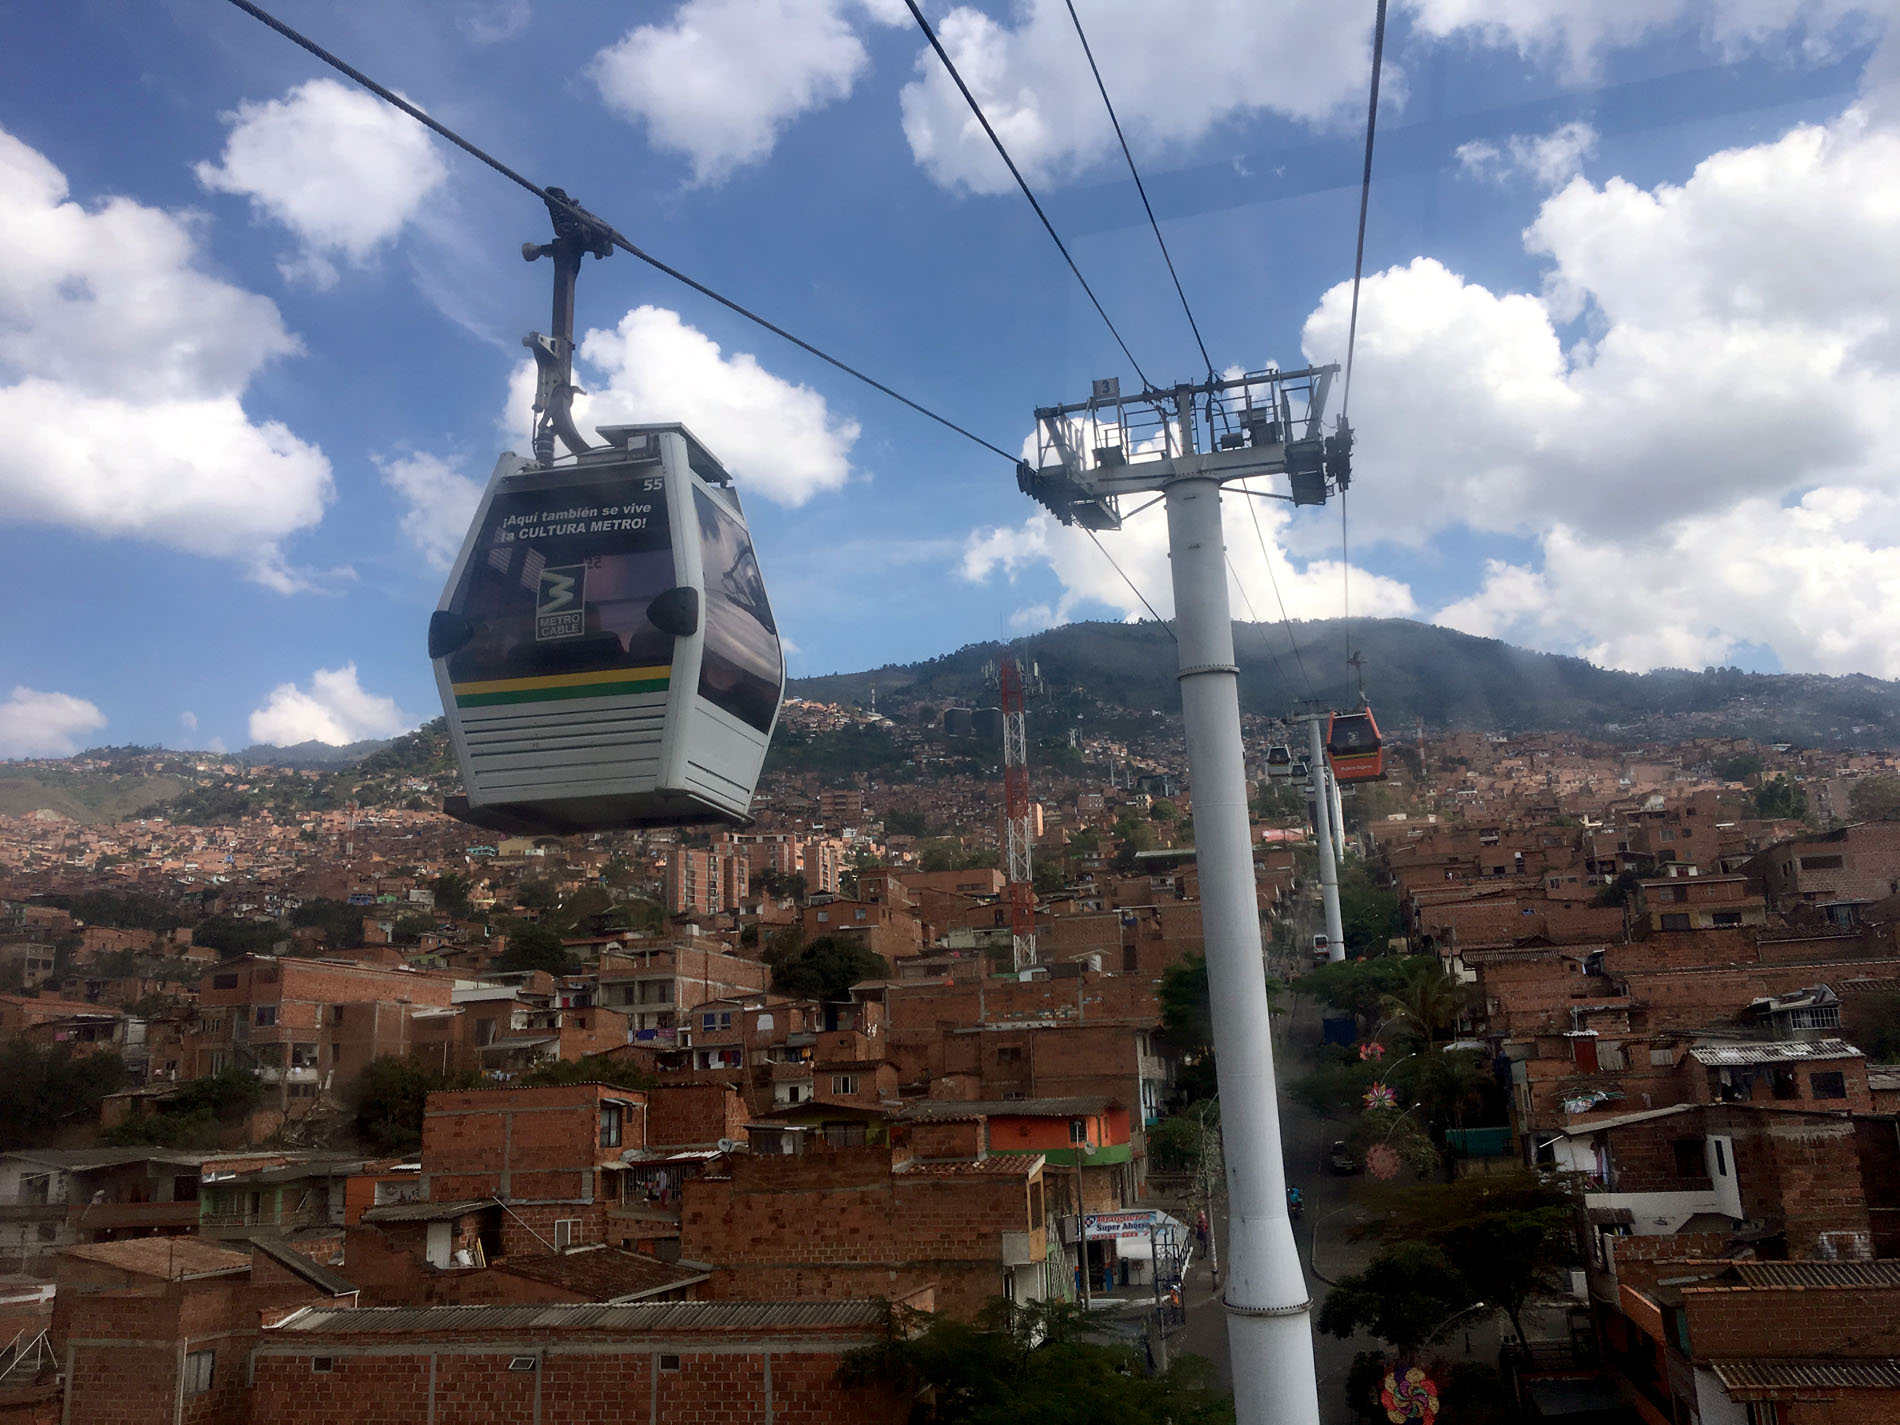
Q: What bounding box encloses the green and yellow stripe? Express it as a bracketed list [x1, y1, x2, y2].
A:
[452, 665, 671, 708]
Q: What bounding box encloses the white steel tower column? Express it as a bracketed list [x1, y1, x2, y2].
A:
[1165, 471, 1320, 1425]
[1307, 715, 1347, 962]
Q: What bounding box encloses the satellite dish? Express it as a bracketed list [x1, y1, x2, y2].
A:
[716, 1138, 743, 1153]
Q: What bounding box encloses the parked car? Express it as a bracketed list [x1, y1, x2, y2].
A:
[1327, 1140, 1358, 1175]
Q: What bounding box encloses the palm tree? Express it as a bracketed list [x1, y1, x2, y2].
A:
[1381, 958, 1462, 1046]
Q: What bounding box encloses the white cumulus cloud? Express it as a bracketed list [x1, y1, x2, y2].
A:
[1301, 96, 1900, 674]
[248, 665, 411, 747]
[380, 452, 485, 570]
[0, 127, 332, 587]
[1406, 0, 1885, 78]
[899, 0, 1383, 194]
[0, 688, 107, 760]
[504, 305, 858, 506]
[592, 0, 901, 184]
[960, 496, 1416, 633]
[195, 78, 448, 286]
[1456, 121, 1597, 187]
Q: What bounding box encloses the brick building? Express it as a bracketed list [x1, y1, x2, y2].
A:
[663, 847, 750, 919]
[188, 957, 457, 1103]
[420, 1084, 648, 1255]
[680, 1142, 1050, 1317]
[248, 1300, 906, 1425]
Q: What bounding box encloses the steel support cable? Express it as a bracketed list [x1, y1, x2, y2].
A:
[1063, 0, 1214, 378]
[1340, 0, 1388, 422]
[220, 0, 1019, 466]
[1226, 553, 1288, 689]
[1238, 480, 1315, 700]
[1084, 528, 1174, 638]
[901, 0, 1155, 393]
[1339, 0, 1390, 700]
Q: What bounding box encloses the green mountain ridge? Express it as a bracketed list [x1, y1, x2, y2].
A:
[787, 617, 1900, 746]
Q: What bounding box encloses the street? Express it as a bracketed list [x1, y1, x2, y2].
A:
[1164, 968, 1501, 1421]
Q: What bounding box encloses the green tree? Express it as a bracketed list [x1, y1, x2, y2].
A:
[430, 872, 473, 917]
[291, 897, 367, 950]
[1850, 774, 1900, 822]
[495, 923, 581, 975]
[348, 1056, 483, 1156]
[840, 1299, 1234, 1425]
[104, 1066, 266, 1149]
[1159, 952, 1218, 1102]
[1359, 1172, 1577, 1346]
[1337, 863, 1402, 956]
[515, 878, 561, 912]
[1591, 868, 1648, 908]
[1380, 959, 1463, 1046]
[1713, 752, 1764, 782]
[1316, 1240, 1473, 1360]
[1754, 774, 1809, 821]
[768, 936, 888, 1003]
[1298, 956, 1414, 1029]
[193, 915, 283, 958]
[0, 1042, 130, 1150]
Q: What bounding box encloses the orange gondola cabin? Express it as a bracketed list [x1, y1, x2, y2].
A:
[1326, 707, 1385, 782]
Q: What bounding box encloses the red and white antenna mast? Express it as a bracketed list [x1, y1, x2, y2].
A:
[999, 656, 1037, 971]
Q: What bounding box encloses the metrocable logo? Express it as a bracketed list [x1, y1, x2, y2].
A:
[535, 565, 585, 640]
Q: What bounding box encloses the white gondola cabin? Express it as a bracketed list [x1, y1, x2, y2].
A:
[1265, 744, 1293, 779]
[428, 423, 783, 835]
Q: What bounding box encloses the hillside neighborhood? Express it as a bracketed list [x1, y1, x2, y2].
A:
[3, 701, 1900, 1424]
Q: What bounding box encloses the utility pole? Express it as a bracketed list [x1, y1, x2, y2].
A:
[999, 655, 1037, 971]
[1303, 714, 1347, 962]
[1019, 367, 1350, 1425]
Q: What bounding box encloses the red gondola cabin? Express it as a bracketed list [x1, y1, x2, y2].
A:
[1326, 707, 1385, 782]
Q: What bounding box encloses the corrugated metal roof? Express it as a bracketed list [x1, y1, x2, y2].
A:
[898, 1096, 1113, 1121]
[274, 1299, 889, 1334]
[1721, 1261, 1900, 1290]
[248, 1237, 357, 1297]
[1711, 1358, 1900, 1392]
[1689, 1038, 1863, 1066]
[897, 1154, 1042, 1176]
[360, 1198, 494, 1223]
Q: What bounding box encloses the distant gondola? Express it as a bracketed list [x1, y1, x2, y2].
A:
[428, 423, 784, 835]
[1265, 744, 1293, 779]
[1326, 706, 1384, 782]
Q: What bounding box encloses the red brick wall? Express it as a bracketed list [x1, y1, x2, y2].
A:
[1683, 1283, 1900, 1359]
[423, 1085, 643, 1206]
[248, 1331, 905, 1425]
[648, 1083, 747, 1147]
[679, 1149, 1030, 1319]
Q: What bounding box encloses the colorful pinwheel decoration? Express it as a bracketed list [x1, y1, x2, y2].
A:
[1358, 1041, 1386, 1061]
[1365, 1143, 1403, 1181]
[1381, 1365, 1439, 1424]
[1363, 1081, 1399, 1112]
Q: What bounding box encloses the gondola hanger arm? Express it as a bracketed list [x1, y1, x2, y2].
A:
[522, 187, 615, 462]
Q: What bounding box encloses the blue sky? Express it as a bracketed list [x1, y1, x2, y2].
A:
[1, 0, 1897, 756]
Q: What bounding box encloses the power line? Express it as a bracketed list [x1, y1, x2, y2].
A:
[1063, 0, 1214, 378]
[219, 0, 1019, 467]
[1340, 0, 1391, 696]
[1340, 0, 1389, 421]
[1084, 527, 1174, 637]
[901, 0, 1154, 393]
[1225, 553, 1288, 689]
[1237, 480, 1316, 700]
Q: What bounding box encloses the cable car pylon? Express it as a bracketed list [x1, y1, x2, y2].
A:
[1020, 368, 1349, 1425]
